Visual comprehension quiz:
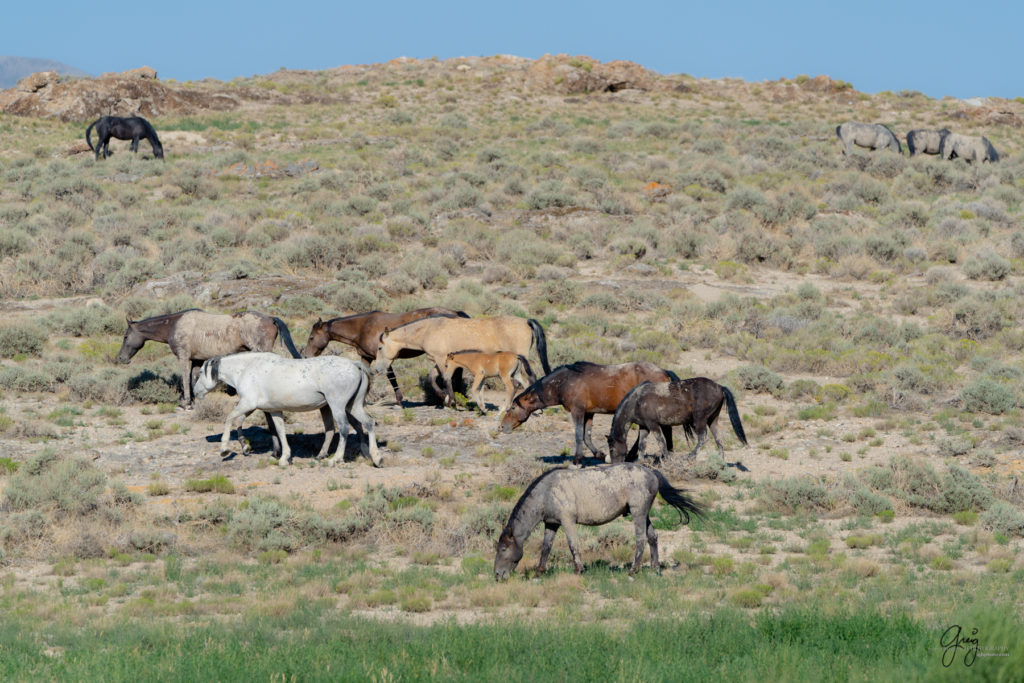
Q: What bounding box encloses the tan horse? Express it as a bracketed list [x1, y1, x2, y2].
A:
[373, 316, 551, 407]
[117, 309, 301, 408]
[442, 350, 537, 414]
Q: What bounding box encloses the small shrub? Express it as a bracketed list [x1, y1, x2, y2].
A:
[961, 378, 1016, 414]
[184, 475, 235, 494]
[0, 322, 45, 357]
[736, 365, 783, 395]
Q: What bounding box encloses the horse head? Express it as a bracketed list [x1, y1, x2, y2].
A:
[115, 318, 144, 364]
[302, 318, 329, 358]
[493, 528, 523, 580]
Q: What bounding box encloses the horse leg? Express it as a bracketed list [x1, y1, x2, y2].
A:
[536, 523, 559, 574]
[686, 426, 708, 460]
[221, 403, 257, 455]
[627, 428, 648, 462]
[646, 516, 660, 573]
[649, 422, 671, 462]
[315, 405, 336, 460]
[470, 373, 487, 414]
[707, 418, 726, 458]
[630, 510, 649, 575]
[561, 520, 585, 574]
[386, 366, 404, 404]
[500, 371, 516, 414]
[264, 411, 282, 458]
[131, 136, 140, 154]
[179, 355, 195, 408]
[581, 412, 604, 460]
[571, 408, 587, 465]
[266, 412, 291, 466]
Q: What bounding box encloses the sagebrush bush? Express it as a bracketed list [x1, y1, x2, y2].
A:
[3, 449, 107, 516]
[0, 322, 45, 357]
[961, 377, 1016, 414]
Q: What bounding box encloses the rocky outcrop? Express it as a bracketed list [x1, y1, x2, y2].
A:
[520, 55, 662, 94]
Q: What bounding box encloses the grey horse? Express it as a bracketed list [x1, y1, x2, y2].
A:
[835, 121, 903, 155]
[906, 128, 950, 156]
[493, 463, 705, 578]
[940, 133, 999, 163]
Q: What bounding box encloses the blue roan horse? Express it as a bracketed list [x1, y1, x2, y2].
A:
[85, 116, 164, 160]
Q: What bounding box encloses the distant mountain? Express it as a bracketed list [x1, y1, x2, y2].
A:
[0, 56, 91, 89]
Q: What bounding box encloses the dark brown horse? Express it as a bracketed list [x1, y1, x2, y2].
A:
[302, 308, 468, 403]
[499, 361, 678, 465]
[607, 378, 747, 463]
[116, 309, 301, 408]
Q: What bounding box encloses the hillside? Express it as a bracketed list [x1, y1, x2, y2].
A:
[0, 55, 90, 89]
[0, 54, 1023, 676]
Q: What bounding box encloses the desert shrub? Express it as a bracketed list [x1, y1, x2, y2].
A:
[758, 477, 832, 513]
[961, 377, 1016, 414]
[939, 465, 993, 513]
[525, 181, 576, 210]
[0, 322, 45, 357]
[328, 283, 380, 312]
[3, 449, 106, 516]
[43, 306, 123, 337]
[67, 369, 130, 404]
[963, 249, 1010, 281]
[0, 366, 52, 392]
[981, 502, 1024, 537]
[691, 453, 737, 483]
[128, 370, 180, 404]
[402, 256, 448, 290]
[0, 229, 31, 258]
[735, 365, 783, 395]
[535, 280, 582, 307]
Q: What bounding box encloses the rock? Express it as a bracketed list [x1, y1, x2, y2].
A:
[123, 66, 157, 80]
[15, 70, 58, 93]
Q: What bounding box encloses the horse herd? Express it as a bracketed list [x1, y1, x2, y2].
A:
[116, 307, 744, 576]
[835, 121, 999, 162]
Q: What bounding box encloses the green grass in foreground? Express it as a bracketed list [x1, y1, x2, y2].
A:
[1, 603, 1021, 681]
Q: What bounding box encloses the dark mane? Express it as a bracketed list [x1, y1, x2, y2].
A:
[387, 312, 463, 332]
[448, 348, 485, 356]
[504, 467, 566, 532]
[134, 308, 202, 325]
[327, 310, 382, 324]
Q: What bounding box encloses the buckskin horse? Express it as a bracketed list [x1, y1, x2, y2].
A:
[494, 463, 705, 578]
[499, 361, 677, 465]
[302, 308, 468, 403]
[116, 309, 301, 408]
[85, 115, 164, 160]
[194, 353, 380, 467]
[373, 315, 551, 407]
[607, 377, 747, 463]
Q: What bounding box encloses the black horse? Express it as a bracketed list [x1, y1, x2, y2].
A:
[85, 116, 164, 160]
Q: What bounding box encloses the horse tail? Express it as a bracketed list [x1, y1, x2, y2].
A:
[347, 361, 373, 417]
[835, 124, 842, 140]
[85, 119, 97, 151]
[984, 137, 999, 162]
[271, 317, 302, 359]
[516, 355, 537, 385]
[456, 310, 471, 318]
[527, 318, 551, 375]
[653, 469, 706, 525]
[722, 385, 748, 446]
[906, 131, 917, 156]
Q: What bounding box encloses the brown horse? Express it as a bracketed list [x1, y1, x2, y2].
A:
[302, 308, 468, 403]
[607, 378, 747, 463]
[442, 350, 536, 414]
[373, 316, 551, 407]
[116, 309, 301, 408]
[499, 361, 677, 465]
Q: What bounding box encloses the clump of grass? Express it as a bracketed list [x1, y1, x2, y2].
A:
[184, 475, 235, 494]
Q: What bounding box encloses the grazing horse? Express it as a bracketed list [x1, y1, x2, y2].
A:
[906, 128, 950, 156]
[302, 308, 468, 403]
[499, 361, 677, 465]
[116, 309, 301, 408]
[194, 353, 380, 467]
[835, 121, 902, 155]
[373, 315, 551, 407]
[442, 350, 536, 414]
[940, 133, 999, 163]
[85, 116, 164, 160]
[607, 378, 747, 463]
[493, 464, 705, 578]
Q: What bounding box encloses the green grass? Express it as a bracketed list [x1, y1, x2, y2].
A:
[0, 605, 982, 682]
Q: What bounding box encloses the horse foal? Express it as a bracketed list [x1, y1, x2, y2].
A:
[442, 350, 536, 414]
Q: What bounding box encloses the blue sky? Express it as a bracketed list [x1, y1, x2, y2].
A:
[4, 0, 1018, 99]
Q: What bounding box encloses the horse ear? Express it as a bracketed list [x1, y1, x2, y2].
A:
[126, 316, 135, 326]
[316, 317, 323, 324]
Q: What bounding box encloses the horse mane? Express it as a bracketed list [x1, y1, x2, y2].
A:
[327, 310, 382, 324]
[609, 380, 651, 441]
[503, 467, 567, 534]
[513, 361, 591, 404]
[134, 308, 202, 325]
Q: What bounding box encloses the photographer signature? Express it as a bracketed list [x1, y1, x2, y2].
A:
[940, 624, 979, 667]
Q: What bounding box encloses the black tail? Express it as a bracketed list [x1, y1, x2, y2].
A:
[272, 317, 302, 359]
[516, 355, 537, 385]
[722, 386, 748, 446]
[527, 318, 551, 375]
[456, 310, 471, 318]
[85, 119, 97, 151]
[653, 470, 706, 525]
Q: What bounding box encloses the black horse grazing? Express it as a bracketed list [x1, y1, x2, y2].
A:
[607, 377, 748, 463]
[86, 116, 164, 160]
